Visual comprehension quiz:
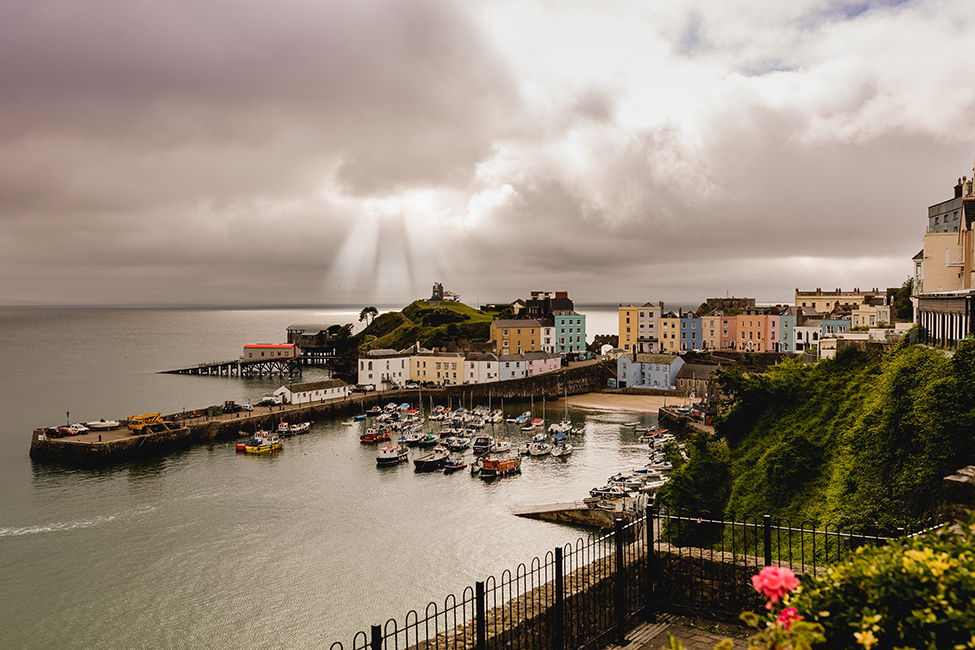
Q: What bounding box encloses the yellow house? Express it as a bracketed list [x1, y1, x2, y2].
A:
[618, 302, 662, 354]
[411, 351, 465, 386]
[489, 319, 545, 356]
[659, 312, 681, 354]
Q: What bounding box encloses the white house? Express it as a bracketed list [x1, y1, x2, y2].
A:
[464, 353, 501, 384]
[498, 354, 528, 381]
[274, 379, 350, 404]
[358, 349, 411, 391]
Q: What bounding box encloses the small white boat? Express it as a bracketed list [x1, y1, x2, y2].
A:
[550, 442, 573, 458]
[289, 422, 311, 435]
[589, 485, 629, 499]
[86, 419, 121, 430]
[528, 441, 551, 457]
[489, 437, 511, 453]
[376, 443, 409, 467]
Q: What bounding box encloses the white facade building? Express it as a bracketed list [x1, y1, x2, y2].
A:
[464, 353, 501, 384]
[358, 350, 411, 391]
[274, 379, 350, 404]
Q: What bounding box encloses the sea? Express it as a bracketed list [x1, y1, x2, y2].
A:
[0, 305, 656, 649]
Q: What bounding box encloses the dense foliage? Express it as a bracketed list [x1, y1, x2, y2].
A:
[791, 511, 975, 649]
[658, 335, 975, 528]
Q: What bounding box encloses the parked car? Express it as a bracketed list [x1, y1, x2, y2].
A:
[58, 426, 79, 437]
[68, 423, 89, 434]
[240, 402, 254, 411]
[404, 382, 419, 390]
[257, 396, 281, 407]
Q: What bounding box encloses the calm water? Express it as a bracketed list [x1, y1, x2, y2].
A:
[0, 306, 655, 649]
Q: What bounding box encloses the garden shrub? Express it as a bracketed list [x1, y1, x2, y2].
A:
[792, 511, 975, 649]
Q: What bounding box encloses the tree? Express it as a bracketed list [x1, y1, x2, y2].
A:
[892, 277, 914, 322]
[359, 306, 379, 326]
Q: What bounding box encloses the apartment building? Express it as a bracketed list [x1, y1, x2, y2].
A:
[617, 302, 662, 354]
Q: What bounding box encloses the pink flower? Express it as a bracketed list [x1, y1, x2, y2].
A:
[777, 607, 802, 631]
[751, 566, 799, 606]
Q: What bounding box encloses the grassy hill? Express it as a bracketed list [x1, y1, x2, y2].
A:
[358, 300, 493, 350]
[658, 333, 975, 529]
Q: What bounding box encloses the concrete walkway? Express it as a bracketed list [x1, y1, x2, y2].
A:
[602, 614, 752, 650]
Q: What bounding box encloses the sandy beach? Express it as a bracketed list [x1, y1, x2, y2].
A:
[564, 392, 686, 413]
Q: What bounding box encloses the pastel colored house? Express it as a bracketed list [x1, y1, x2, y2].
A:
[490, 319, 546, 355]
[554, 311, 587, 354]
[618, 302, 662, 354]
[617, 353, 685, 389]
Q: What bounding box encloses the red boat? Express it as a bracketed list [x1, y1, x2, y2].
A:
[360, 428, 391, 444]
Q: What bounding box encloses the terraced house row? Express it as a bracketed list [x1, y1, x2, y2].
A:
[357, 347, 562, 392]
[617, 289, 899, 356]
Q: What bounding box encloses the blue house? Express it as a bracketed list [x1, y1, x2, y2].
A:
[679, 314, 702, 352]
[617, 353, 685, 389]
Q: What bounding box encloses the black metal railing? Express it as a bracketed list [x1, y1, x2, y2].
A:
[330, 508, 946, 650]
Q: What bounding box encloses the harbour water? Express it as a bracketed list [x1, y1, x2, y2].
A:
[0, 306, 657, 649]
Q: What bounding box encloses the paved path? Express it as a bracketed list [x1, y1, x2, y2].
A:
[602, 614, 751, 650]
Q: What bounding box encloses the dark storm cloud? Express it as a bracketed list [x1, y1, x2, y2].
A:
[1, 0, 973, 306]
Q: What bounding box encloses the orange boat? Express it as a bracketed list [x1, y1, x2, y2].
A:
[479, 454, 522, 479]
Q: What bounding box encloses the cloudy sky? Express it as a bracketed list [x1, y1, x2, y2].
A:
[1, 0, 973, 307]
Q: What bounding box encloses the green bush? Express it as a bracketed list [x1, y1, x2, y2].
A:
[792, 511, 975, 649]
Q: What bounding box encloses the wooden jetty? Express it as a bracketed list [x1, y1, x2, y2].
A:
[162, 358, 303, 377]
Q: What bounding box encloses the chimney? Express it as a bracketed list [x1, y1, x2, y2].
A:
[957, 179, 964, 199]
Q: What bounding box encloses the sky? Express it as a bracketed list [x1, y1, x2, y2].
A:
[1, 0, 974, 308]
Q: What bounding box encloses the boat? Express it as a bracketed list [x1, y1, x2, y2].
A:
[400, 430, 424, 446]
[469, 456, 485, 475]
[589, 485, 629, 499]
[479, 454, 522, 479]
[235, 431, 267, 452]
[622, 421, 639, 428]
[471, 435, 494, 455]
[414, 445, 450, 472]
[443, 457, 468, 474]
[489, 437, 511, 453]
[353, 414, 367, 422]
[277, 422, 291, 435]
[366, 406, 382, 417]
[446, 436, 471, 451]
[528, 441, 552, 457]
[376, 443, 409, 467]
[508, 411, 531, 425]
[244, 432, 283, 454]
[550, 441, 573, 458]
[289, 421, 311, 435]
[360, 428, 391, 444]
[86, 419, 121, 430]
[417, 432, 439, 447]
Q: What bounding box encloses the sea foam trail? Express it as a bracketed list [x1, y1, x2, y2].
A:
[0, 504, 155, 537]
